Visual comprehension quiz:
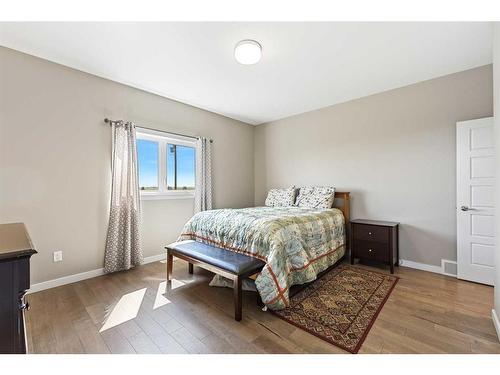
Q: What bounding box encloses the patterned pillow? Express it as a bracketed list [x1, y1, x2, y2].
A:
[265, 187, 297, 207]
[296, 186, 335, 209]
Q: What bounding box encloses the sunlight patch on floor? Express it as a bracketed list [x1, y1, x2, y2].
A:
[154, 281, 171, 309]
[99, 288, 147, 332]
[170, 278, 187, 290]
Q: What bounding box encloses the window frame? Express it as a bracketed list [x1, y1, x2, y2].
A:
[136, 127, 196, 200]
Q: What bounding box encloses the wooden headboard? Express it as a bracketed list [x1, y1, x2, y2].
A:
[334, 191, 350, 224]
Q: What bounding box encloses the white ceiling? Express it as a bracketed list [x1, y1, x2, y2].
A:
[0, 22, 493, 125]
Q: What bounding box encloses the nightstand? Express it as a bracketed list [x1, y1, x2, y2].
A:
[350, 219, 399, 274]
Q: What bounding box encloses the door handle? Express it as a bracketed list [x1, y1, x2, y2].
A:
[460, 206, 476, 211]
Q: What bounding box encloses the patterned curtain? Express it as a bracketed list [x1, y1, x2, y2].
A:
[104, 121, 143, 273]
[194, 137, 213, 213]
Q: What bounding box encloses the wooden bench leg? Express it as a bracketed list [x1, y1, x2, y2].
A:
[166, 251, 173, 282]
[234, 275, 242, 321]
[166, 251, 174, 295]
[188, 263, 194, 274]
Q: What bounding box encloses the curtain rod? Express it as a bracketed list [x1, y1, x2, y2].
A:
[104, 118, 213, 143]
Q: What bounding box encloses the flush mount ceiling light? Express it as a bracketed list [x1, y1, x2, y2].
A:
[234, 40, 262, 65]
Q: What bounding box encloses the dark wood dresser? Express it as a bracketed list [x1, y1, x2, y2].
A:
[350, 219, 399, 273]
[0, 223, 37, 354]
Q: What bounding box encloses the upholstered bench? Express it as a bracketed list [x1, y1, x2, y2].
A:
[165, 240, 265, 321]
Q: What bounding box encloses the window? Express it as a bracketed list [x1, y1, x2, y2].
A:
[136, 128, 196, 199]
[137, 139, 159, 191]
[167, 144, 195, 191]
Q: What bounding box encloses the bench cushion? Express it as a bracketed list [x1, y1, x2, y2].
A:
[167, 240, 265, 275]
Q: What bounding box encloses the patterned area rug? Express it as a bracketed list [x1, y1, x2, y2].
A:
[272, 264, 398, 353]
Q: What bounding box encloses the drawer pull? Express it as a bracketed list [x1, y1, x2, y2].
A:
[19, 301, 30, 311]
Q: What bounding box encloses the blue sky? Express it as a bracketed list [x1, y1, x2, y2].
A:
[137, 139, 195, 189]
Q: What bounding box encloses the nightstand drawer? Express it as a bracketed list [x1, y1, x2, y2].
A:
[353, 240, 389, 262]
[353, 224, 389, 243]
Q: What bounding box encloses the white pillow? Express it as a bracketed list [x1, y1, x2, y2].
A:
[296, 186, 335, 209]
[265, 186, 297, 207]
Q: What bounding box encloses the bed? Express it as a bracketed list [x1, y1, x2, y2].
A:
[178, 191, 350, 310]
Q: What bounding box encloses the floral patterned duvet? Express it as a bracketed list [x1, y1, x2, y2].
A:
[178, 206, 346, 310]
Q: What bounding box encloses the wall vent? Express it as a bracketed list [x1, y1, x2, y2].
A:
[441, 259, 457, 277]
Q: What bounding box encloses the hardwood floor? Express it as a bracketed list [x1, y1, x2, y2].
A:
[26, 259, 500, 354]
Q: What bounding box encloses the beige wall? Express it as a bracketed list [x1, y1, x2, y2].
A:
[0, 47, 254, 284]
[493, 23, 500, 328]
[254, 65, 493, 267]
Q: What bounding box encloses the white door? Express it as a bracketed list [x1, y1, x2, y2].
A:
[457, 117, 495, 285]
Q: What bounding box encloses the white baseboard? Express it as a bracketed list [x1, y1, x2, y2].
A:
[144, 253, 166, 264]
[30, 254, 453, 293]
[29, 252, 166, 294]
[29, 268, 105, 293]
[492, 310, 500, 342]
[399, 259, 443, 275]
